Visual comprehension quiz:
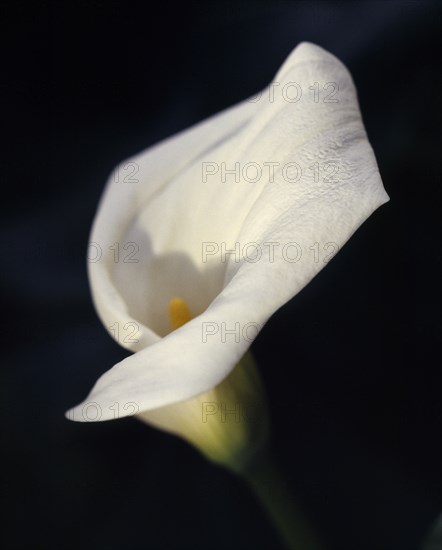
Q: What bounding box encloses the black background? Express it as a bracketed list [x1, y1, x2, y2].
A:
[2, 1, 441, 549]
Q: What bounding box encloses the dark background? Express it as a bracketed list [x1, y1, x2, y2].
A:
[2, 1, 440, 549]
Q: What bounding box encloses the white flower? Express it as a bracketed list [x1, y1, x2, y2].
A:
[66, 42, 388, 466]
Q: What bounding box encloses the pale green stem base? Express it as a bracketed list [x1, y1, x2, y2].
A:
[242, 449, 325, 550]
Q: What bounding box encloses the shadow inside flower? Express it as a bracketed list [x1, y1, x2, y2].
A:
[110, 228, 227, 338]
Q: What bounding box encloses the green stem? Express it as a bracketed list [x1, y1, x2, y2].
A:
[242, 449, 325, 550]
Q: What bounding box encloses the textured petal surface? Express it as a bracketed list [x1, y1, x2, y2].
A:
[68, 42, 389, 422]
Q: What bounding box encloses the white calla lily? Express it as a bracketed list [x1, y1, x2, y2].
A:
[67, 42, 388, 468]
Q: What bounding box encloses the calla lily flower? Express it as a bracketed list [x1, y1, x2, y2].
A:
[67, 42, 388, 470]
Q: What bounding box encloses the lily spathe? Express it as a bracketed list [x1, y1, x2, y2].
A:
[66, 42, 389, 471]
